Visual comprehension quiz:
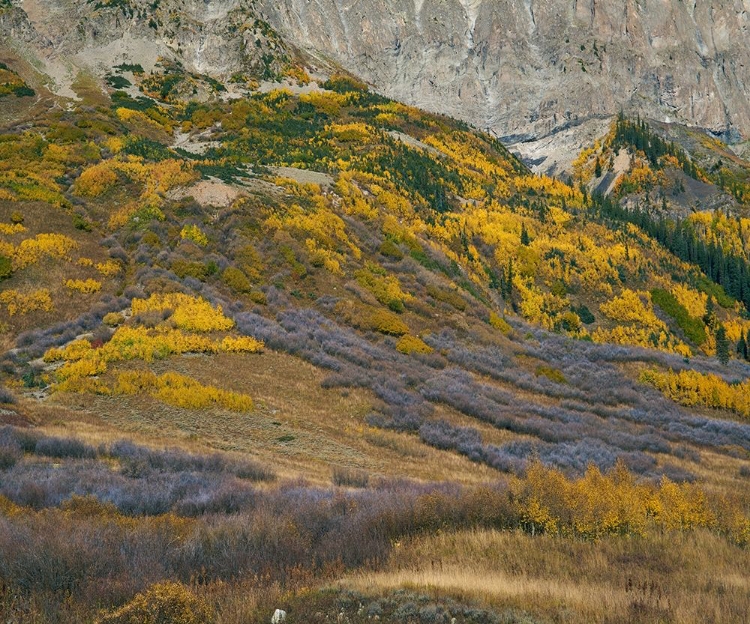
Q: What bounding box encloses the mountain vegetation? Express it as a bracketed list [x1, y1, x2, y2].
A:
[0, 51, 748, 623]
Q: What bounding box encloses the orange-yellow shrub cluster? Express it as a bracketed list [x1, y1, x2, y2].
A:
[98, 580, 212, 624]
[396, 335, 433, 355]
[131, 293, 234, 332]
[519, 461, 743, 541]
[46, 326, 262, 372]
[10, 233, 78, 270]
[355, 263, 412, 312]
[0, 222, 26, 235]
[76, 156, 198, 229]
[365, 309, 409, 335]
[95, 260, 122, 277]
[594, 289, 690, 355]
[640, 368, 750, 419]
[489, 312, 513, 334]
[0, 288, 53, 316]
[74, 161, 118, 197]
[180, 224, 208, 247]
[65, 278, 102, 294]
[671, 284, 707, 319]
[219, 335, 264, 353]
[114, 370, 253, 412]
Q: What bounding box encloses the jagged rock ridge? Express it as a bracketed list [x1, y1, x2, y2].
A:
[257, 0, 750, 163]
[2, 0, 750, 170]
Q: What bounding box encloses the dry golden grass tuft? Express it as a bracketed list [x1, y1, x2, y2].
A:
[343, 528, 750, 624]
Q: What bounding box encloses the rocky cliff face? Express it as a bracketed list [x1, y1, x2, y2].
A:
[3, 0, 750, 171]
[257, 0, 750, 162]
[0, 0, 291, 98]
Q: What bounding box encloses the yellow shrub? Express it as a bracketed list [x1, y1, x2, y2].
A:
[56, 354, 107, 381]
[653, 477, 715, 532]
[329, 122, 373, 143]
[535, 365, 567, 384]
[222, 266, 252, 293]
[12, 233, 78, 270]
[396, 335, 433, 355]
[113, 370, 159, 395]
[600, 289, 656, 325]
[47, 321, 264, 392]
[97, 580, 213, 624]
[43, 347, 66, 363]
[355, 263, 412, 312]
[60, 339, 93, 361]
[74, 162, 118, 197]
[96, 260, 122, 277]
[0, 223, 26, 235]
[593, 325, 686, 353]
[489, 312, 512, 334]
[366, 309, 409, 335]
[115, 370, 253, 412]
[219, 335, 264, 353]
[131, 293, 234, 332]
[105, 136, 125, 154]
[671, 284, 707, 319]
[0, 289, 53, 316]
[517, 460, 719, 539]
[65, 278, 102, 294]
[180, 224, 208, 247]
[305, 238, 344, 275]
[299, 90, 348, 116]
[640, 368, 750, 419]
[103, 312, 125, 327]
[115, 107, 146, 123]
[57, 376, 110, 395]
[106, 326, 217, 362]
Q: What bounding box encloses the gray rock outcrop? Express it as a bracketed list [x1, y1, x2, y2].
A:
[258, 0, 750, 146]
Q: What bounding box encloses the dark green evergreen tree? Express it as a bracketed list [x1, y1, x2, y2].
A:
[703, 297, 716, 330]
[737, 333, 748, 360]
[520, 223, 530, 246]
[716, 325, 730, 365]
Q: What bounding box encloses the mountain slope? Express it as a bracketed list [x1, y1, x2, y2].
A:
[3, 0, 750, 173]
[2, 74, 749, 480]
[257, 0, 750, 164]
[0, 11, 750, 624]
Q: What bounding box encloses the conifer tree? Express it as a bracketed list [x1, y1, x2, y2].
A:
[520, 223, 530, 246]
[716, 325, 730, 365]
[737, 333, 747, 360]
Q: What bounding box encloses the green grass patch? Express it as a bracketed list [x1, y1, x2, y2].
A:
[651, 288, 707, 345]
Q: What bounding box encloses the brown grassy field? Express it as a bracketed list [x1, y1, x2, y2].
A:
[343, 528, 750, 624]
[26, 349, 503, 485]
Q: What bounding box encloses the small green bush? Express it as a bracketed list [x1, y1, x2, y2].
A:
[426, 284, 466, 311]
[171, 260, 208, 281]
[651, 288, 707, 345]
[103, 312, 125, 327]
[379, 239, 404, 260]
[489, 312, 512, 334]
[574, 304, 595, 324]
[249, 290, 267, 305]
[366, 310, 409, 336]
[0, 255, 11, 279]
[535, 365, 567, 384]
[222, 267, 252, 293]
